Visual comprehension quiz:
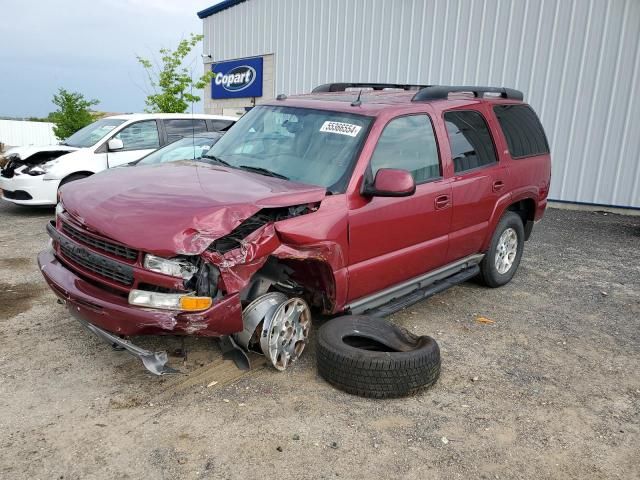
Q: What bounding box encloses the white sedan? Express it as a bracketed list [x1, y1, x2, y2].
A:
[0, 113, 236, 206]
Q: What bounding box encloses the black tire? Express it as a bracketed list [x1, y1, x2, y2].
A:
[58, 173, 90, 190]
[316, 315, 440, 398]
[479, 211, 525, 287]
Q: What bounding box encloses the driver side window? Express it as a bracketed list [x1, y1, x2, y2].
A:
[370, 115, 441, 183]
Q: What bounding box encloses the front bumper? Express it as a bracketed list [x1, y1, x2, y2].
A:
[0, 174, 58, 205]
[38, 248, 243, 337]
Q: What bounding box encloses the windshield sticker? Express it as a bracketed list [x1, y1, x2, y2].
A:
[320, 121, 362, 137]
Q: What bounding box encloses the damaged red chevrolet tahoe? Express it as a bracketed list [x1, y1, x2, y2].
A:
[38, 83, 551, 374]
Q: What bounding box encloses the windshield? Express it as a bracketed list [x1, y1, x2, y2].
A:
[135, 135, 222, 166]
[207, 105, 372, 191]
[63, 118, 126, 148]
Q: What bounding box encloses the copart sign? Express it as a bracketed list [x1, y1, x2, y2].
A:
[211, 57, 263, 99]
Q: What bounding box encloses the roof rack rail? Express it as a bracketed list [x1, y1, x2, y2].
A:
[412, 85, 524, 102]
[312, 82, 429, 93]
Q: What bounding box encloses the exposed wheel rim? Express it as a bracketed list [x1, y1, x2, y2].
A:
[260, 297, 311, 371]
[495, 227, 518, 274]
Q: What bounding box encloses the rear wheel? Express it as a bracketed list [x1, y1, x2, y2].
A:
[479, 211, 525, 287]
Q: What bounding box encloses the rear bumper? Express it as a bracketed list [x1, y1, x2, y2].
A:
[0, 175, 58, 205]
[38, 248, 243, 337]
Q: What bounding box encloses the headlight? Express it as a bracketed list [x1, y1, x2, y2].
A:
[26, 166, 46, 176]
[128, 290, 212, 311]
[55, 202, 65, 216]
[143, 254, 198, 279]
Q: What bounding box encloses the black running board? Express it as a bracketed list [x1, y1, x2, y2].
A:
[366, 265, 480, 318]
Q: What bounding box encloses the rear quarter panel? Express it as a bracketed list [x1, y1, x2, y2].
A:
[480, 103, 551, 249]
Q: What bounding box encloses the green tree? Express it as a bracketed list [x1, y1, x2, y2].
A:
[49, 88, 99, 139]
[137, 33, 213, 113]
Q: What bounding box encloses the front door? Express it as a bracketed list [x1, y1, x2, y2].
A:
[106, 120, 161, 167]
[347, 114, 452, 302]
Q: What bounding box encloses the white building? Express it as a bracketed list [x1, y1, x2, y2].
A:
[0, 119, 57, 149]
[198, 0, 640, 209]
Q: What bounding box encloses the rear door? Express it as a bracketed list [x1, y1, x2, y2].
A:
[106, 120, 161, 167]
[347, 114, 452, 301]
[441, 109, 508, 261]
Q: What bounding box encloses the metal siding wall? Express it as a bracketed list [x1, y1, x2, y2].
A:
[203, 0, 640, 208]
[0, 120, 58, 147]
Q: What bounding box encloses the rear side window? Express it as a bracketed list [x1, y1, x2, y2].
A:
[211, 119, 235, 131]
[370, 115, 441, 183]
[493, 105, 549, 158]
[164, 119, 208, 142]
[444, 111, 497, 173]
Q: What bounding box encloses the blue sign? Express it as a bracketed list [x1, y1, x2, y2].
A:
[211, 57, 263, 99]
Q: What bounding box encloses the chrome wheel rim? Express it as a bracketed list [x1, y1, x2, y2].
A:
[495, 227, 518, 274]
[260, 297, 311, 371]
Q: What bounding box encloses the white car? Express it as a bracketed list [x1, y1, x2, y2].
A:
[0, 113, 237, 206]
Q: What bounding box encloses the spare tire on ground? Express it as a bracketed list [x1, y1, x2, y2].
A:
[316, 315, 440, 398]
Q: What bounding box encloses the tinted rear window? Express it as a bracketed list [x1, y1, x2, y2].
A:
[444, 110, 497, 173]
[164, 119, 208, 142]
[493, 105, 549, 158]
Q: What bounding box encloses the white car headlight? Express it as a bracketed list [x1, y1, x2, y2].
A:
[26, 166, 46, 176]
[143, 254, 198, 279]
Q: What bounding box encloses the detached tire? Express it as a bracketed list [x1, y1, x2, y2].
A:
[316, 315, 440, 398]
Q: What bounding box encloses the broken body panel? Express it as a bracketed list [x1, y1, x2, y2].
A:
[40, 162, 348, 339]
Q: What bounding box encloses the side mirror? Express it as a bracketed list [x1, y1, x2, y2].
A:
[107, 138, 124, 151]
[362, 168, 416, 197]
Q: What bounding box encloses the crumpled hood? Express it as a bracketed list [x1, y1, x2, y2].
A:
[6, 144, 78, 160]
[61, 162, 326, 256]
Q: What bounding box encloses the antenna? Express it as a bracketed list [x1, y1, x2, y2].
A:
[351, 89, 363, 107]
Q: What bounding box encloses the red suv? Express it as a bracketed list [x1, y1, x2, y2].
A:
[39, 84, 551, 374]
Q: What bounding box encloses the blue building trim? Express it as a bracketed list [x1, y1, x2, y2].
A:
[197, 0, 249, 19]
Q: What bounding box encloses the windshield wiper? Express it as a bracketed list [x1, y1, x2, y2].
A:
[238, 165, 289, 180]
[202, 154, 233, 167]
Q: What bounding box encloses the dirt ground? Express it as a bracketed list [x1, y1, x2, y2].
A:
[0, 202, 638, 479]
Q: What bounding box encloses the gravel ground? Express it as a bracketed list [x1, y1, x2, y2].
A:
[0, 202, 638, 479]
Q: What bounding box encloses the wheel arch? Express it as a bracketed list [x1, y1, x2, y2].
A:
[59, 171, 95, 187]
[482, 195, 536, 251]
[241, 256, 340, 314]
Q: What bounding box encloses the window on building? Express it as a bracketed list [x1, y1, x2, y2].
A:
[369, 115, 441, 183]
[493, 105, 549, 158]
[114, 121, 160, 150]
[444, 111, 497, 173]
[164, 119, 208, 143]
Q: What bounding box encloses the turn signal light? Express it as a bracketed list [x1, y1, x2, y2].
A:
[179, 296, 213, 311]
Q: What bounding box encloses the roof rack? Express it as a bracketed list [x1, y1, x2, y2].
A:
[412, 85, 523, 102]
[312, 83, 428, 93]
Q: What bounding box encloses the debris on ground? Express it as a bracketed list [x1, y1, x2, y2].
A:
[476, 316, 496, 324]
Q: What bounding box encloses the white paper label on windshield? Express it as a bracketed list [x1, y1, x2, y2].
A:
[319, 121, 362, 137]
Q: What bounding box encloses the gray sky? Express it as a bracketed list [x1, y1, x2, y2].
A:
[0, 0, 219, 117]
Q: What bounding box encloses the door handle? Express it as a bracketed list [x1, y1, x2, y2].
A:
[493, 180, 505, 192]
[435, 195, 450, 210]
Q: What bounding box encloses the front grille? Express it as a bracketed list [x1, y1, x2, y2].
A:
[62, 221, 138, 261]
[60, 243, 134, 286]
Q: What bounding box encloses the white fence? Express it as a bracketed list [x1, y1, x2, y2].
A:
[0, 119, 58, 149]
